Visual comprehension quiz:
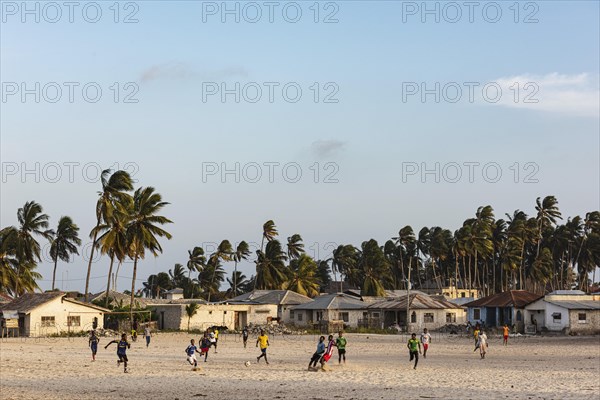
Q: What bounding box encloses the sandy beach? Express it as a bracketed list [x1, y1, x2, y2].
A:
[1, 332, 599, 400]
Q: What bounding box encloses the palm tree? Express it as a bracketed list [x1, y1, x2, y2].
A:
[316, 259, 332, 292]
[169, 263, 187, 288]
[207, 240, 233, 302]
[126, 187, 172, 322]
[331, 244, 359, 292]
[286, 254, 320, 297]
[185, 302, 199, 332]
[85, 170, 133, 301]
[394, 225, 416, 291]
[50, 216, 81, 290]
[187, 247, 206, 279]
[200, 257, 226, 300]
[261, 220, 278, 251]
[255, 240, 288, 290]
[226, 270, 248, 298]
[358, 239, 390, 296]
[535, 196, 562, 257]
[0, 231, 19, 295]
[232, 241, 250, 296]
[286, 234, 305, 260]
[93, 199, 131, 307]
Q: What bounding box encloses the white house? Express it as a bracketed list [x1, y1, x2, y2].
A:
[290, 293, 367, 327]
[229, 290, 313, 323]
[0, 292, 108, 337]
[524, 290, 600, 334]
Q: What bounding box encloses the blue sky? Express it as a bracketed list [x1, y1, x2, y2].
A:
[1, 0, 599, 292]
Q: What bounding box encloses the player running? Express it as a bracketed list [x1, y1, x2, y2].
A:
[185, 339, 201, 370]
[420, 328, 432, 358]
[407, 333, 422, 370]
[256, 330, 270, 365]
[105, 333, 131, 373]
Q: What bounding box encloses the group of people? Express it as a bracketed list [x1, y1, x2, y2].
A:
[308, 331, 347, 371]
[91, 323, 502, 374]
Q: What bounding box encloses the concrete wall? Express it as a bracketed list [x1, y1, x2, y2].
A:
[25, 297, 104, 337]
[568, 310, 600, 334]
[151, 303, 278, 331]
[289, 309, 365, 327]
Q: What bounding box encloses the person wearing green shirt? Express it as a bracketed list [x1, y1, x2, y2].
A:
[407, 333, 422, 370]
[336, 331, 347, 364]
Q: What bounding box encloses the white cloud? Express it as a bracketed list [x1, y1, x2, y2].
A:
[490, 73, 599, 117]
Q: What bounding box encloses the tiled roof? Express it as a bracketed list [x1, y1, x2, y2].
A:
[464, 290, 542, 308]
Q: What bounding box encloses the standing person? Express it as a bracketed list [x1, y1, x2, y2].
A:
[502, 324, 509, 346]
[320, 335, 335, 370]
[478, 331, 488, 359]
[308, 336, 326, 370]
[256, 329, 269, 365]
[407, 333, 422, 370]
[336, 331, 347, 364]
[208, 329, 217, 352]
[185, 339, 201, 371]
[420, 328, 432, 358]
[213, 327, 219, 353]
[200, 332, 211, 362]
[105, 333, 131, 373]
[131, 319, 138, 342]
[242, 327, 249, 348]
[144, 325, 152, 348]
[473, 325, 481, 352]
[89, 330, 100, 361]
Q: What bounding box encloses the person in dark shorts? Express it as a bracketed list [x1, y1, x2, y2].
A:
[336, 331, 347, 364]
[105, 333, 131, 373]
[89, 330, 100, 361]
[407, 333, 421, 370]
[200, 332, 211, 362]
[308, 336, 326, 370]
[256, 330, 269, 365]
[242, 327, 249, 348]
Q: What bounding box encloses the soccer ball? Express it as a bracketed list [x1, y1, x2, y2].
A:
[244, 361, 251, 367]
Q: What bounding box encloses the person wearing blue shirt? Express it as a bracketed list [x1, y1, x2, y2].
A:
[308, 336, 326, 370]
[186, 339, 201, 370]
[105, 333, 131, 373]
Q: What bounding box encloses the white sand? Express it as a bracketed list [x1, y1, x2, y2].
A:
[1, 332, 599, 399]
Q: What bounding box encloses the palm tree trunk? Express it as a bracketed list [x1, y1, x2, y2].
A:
[130, 255, 139, 325]
[467, 256, 472, 292]
[234, 261, 238, 296]
[519, 241, 525, 290]
[104, 254, 115, 308]
[51, 258, 58, 291]
[454, 252, 459, 298]
[84, 222, 100, 301]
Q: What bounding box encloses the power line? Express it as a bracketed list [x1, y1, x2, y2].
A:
[37, 275, 147, 282]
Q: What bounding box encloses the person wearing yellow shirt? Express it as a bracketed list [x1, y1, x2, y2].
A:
[502, 324, 510, 346]
[256, 330, 270, 365]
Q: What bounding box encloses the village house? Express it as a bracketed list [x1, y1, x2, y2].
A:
[148, 300, 278, 331]
[229, 290, 313, 323]
[366, 293, 466, 330]
[419, 280, 480, 300]
[464, 290, 542, 332]
[0, 292, 108, 337]
[524, 290, 600, 334]
[289, 293, 367, 327]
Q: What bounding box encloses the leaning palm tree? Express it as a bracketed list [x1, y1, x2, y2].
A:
[84, 170, 133, 301]
[185, 302, 199, 332]
[49, 216, 81, 290]
[358, 239, 390, 297]
[126, 187, 172, 323]
[285, 253, 320, 297]
[286, 234, 305, 260]
[255, 240, 288, 290]
[535, 196, 562, 257]
[187, 247, 206, 279]
[261, 220, 278, 251]
[231, 241, 250, 296]
[226, 270, 248, 298]
[206, 240, 233, 302]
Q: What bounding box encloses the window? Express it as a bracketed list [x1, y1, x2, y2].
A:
[411, 311, 417, 323]
[290, 310, 295, 319]
[316, 311, 323, 322]
[461, 293, 466, 298]
[473, 308, 481, 320]
[516, 311, 522, 322]
[67, 316, 80, 327]
[552, 312, 562, 323]
[446, 313, 456, 323]
[297, 313, 303, 322]
[578, 313, 587, 323]
[372, 312, 380, 319]
[424, 313, 434, 323]
[339, 312, 349, 323]
[41, 316, 55, 327]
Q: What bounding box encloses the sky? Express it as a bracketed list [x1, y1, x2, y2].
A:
[1, 0, 599, 293]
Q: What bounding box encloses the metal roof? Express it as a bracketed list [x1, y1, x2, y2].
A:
[292, 293, 366, 310]
[464, 290, 542, 308]
[230, 290, 312, 305]
[0, 292, 109, 313]
[546, 300, 600, 310]
[368, 293, 464, 310]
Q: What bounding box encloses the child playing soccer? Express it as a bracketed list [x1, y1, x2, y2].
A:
[308, 336, 326, 370]
[242, 327, 249, 348]
[256, 330, 269, 365]
[105, 333, 131, 373]
[420, 328, 431, 358]
[200, 332, 211, 362]
[502, 324, 509, 346]
[320, 335, 335, 370]
[407, 333, 421, 370]
[185, 339, 201, 370]
[336, 331, 347, 364]
[89, 330, 99, 361]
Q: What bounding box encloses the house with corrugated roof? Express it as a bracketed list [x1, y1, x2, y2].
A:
[290, 293, 367, 327]
[0, 292, 108, 337]
[524, 290, 600, 334]
[229, 290, 313, 323]
[464, 290, 542, 332]
[367, 293, 466, 330]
